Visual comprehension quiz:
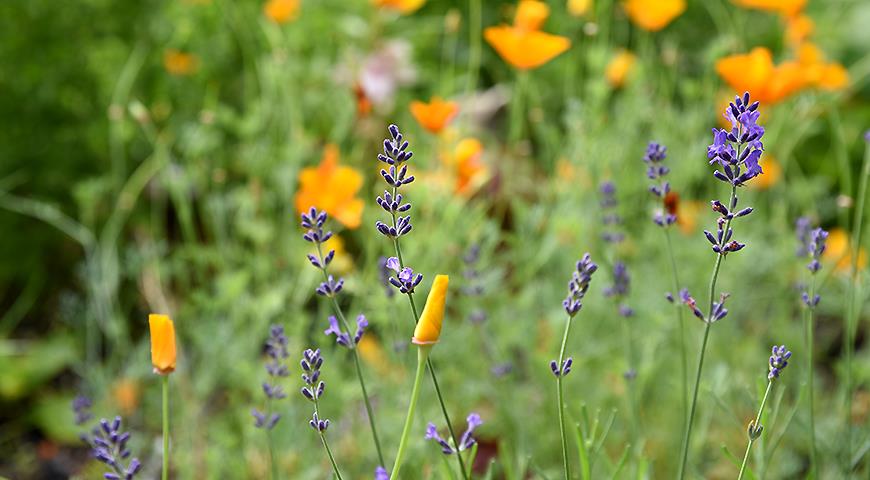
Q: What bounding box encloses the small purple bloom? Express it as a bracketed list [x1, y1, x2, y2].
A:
[550, 357, 573, 377]
[90, 416, 142, 480]
[309, 412, 330, 432]
[604, 261, 630, 298]
[768, 345, 792, 380]
[375, 124, 416, 239]
[375, 467, 389, 480]
[316, 275, 344, 297]
[599, 182, 624, 244]
[300, 349, 326, 403]
[563, 254, 597, 317]
[679, 289, 704, 321]
[425, 414, 483, 455]
[73, 394, 93, 426]
[255, 325, 290, 429]
[708, 92, 766, 187]
[385, 257, 423, 294]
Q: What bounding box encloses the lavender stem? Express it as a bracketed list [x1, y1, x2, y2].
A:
[804, 273, 818, 476]
[555, 314, 574, 480]
[737, 380, 773, 480]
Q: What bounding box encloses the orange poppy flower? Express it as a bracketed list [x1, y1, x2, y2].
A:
[163, 50, 198, 76]
[484, 1, 570, 70]
[113, 379, 140, 416]
[785, 14, 814, 46]
[452, 138, 488, 194]
[412, 275, 449, 345]
[605, 50, 637, 88]
[149, 314, 176, 375]
[677, 200, 705, 236]
[823, 228, 867, 273]
[797, 43, 849, 91]
[623, 0, 685, 32]
[410, 97, 459, 134]
[374, 0, 425, 14]
[732, 0, 805, 16]
[567, 0, 592, 16]
[263, 0, 299, 23]
[294, 144, 364, 229]
[515, 0, 550, 31]
[715, 47, 805, 104]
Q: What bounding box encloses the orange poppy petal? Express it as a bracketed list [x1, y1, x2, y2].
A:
[484, 26, 570, 70]
[149, 314, 177, 375]
[623, 0, 685, 31]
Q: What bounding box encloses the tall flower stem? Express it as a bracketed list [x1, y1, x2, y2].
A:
[315, 244, 385, 467]
[664, 228, 688, 434]
[804, 274, 818, 477]
[162, 375, 169, 480]
[678, 185, 738, 480]
[845, 139, 870, 473]
[314, 397, 343, 480]
[509, 71, 529, 146]
[555, 315, 574, 480]
[266, 397, 278, 480]
[737, 380, 773, 480]
[392, 239, 469, 480]
[390, 346, 430, 480]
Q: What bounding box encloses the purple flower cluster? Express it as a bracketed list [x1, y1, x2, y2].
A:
[643, 142, 677, 227]
[799, 225, 829, 307]
[300, 348, 330, 432]
[384, 256, 423, 294]
[377, 257, 396, 298]
[550, 357, 573, 377]
[604, 261, 633, 318]
[325, 314, 369, 347]
[375, 466, 389, 480]
[768, 345, 792, 380]
[424, 413, 483, 455]
[703, 198, 753, 255]
[376, 124, 416, 239]
[562, 253, 598, 317]
[599, 182, 624, 244]
[91, 417, 142, 480]
[679, 289, 729, 324]
[708, 92, 765, 187]
[301, 208, 344, 298]
[252, 325, 290, 430]
[73, 394, 93, 426]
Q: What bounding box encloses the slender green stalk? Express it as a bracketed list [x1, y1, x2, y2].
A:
[314, 243, 386, 467]
[464, 0, 482, 118]
[314, 397, 343, 480]
[509, 72, 529, 146]
[162, 375, 169, 480]
[266, 397, 278, 480]
[664, 228, 688, 436]
[804, 274, 818, 477]
[555, 315, 575, 480]
[845, 140, 870, 475]
[390, 347, 430, 480]
[737, 381, 774, 480]
[678, 185, 738, 480]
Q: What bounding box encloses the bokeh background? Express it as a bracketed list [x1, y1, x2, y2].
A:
[1, 0, 869, 478]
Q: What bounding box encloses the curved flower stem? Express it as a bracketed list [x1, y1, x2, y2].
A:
[162, 375, 169, 480]
[664, 228, 688, 439]
[392, 239, 470, 480]
[737, 380, 773, 480]
[678, 184, 738, 480]
[315, 245, 386, 467]
[555, 314, 574, 480]
[390, 346, 430, 480]
[804, 274, 818, 477]
[314, 397, 343, 480]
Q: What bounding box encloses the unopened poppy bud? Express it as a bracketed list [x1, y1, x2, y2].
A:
[149, 314, 176, 375]
[412, 275, 449, 345]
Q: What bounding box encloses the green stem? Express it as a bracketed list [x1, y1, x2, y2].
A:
[737, 381, 774, 480]
[555, 314, 574, 480]
[390, 347, 430, 480]
[805, 274, 818, 477]
[678, 185, 738, 480]
[664, 228, 688, 439]
[162, 375, 169, 480]
[509, 72, 529, 146]
[314, 394, 344, 480]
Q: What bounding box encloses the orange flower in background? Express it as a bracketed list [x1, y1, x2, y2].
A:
[263, 0, 299, 23]
[484, 0, 570, 70]
[294, 144, 364, 229]
[149, 314, 176, 375]
[785, 14, 814, 46]
[605, 50, 637, 88]
[715, 47, 804, 104]
[452, 138, 488, 194]
[677, 199, 705, 235]
[732, 0, 805, 16]
[567, 0, 592, 16]
[374, 0, 425, 14]
[163, 50, 198, 76]
[113, 379, 140, 416]
[623, 0, 685, 32]
[412, 275, 449, 345]
[823, 228, 867, 273]
[353, 83, 373, 117]
[749, 155, 782, 190]
[797, 43, 849, 91]
[410, 97, 459, 134]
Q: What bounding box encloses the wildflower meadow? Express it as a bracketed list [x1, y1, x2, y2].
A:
[3, 0, 870, 478]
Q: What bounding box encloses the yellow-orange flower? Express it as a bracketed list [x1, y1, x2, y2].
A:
[567, 0, 592, 16]
[715, 47, 805, 104]
[263, 0, 300, 24]
[163, 50, 198, 76]
[374, 0, 425, 14]
[412, 275, 449, 345]
[605, 50, 637, 88]
[785, 14, 813, 46]
[797, 43, 849, 91]
[452, 138, 488, 195]
[294, 144, 364, 229]
[623, 0, 685, 32]
[149, 314, 176, 375]
[749, 155, 782, 190]
[113, 379, 140, 416]
[732, 0, 805, 16]
[823, 228, 867, 273]
[409, 97, 459, 134]
[484, 1, 570, 70]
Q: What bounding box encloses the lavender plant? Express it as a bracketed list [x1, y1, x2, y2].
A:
[300, 348, 343, 479]
[677, 92, 764, 479]
[301, 207, 384, 467]
[551, 253, 597, 480]
[375, 124, 468, 479]
[91, 417, 143, 480]
[251, 324, 290, 479]
[737, 345, 792, 480]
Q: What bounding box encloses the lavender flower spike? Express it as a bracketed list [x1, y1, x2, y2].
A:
[253, 324, 290, 430]
[375, 124, 416, 239]
[375, 466, 389, 480]
[425, 413, 483, 455]
[563, 254, 598, 317]
[91, 416, 143, 480]
[643, 141, 677, 226]
[768, 345, 792, 380]
[384, 256, 423, 294]
[600, 182, 625, 244]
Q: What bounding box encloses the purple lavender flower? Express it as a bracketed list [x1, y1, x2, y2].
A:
[425, 413, 483, 455]
[253, 325, 290, 430]
[708, 92, 765, 187]
[600, 182, 624, 244]
[310, 412, 330, 432]
[73, 394, 93, 426]
[91, 416, 142, 480]
[301, 208, 346, 299]
[375, 466, 389, 480]
[324, 314, 369, 347]
[801, 226, 828, 307]
[643, 142, 678, 227]
[563, 253, 598, 317]
[300, 348, 325, 403]
[795, 217, 812, 257]
[375, 124, 416, 239]
[550, 357, 573, 377]
[768, 345, 792, 380]
[679, 288, 704, 321]
[384, 256, 423, 294]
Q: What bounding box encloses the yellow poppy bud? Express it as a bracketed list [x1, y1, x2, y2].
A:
[412, 275, 449, 345]
[149, 314, 176, 375]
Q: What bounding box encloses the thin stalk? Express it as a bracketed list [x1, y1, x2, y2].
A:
[804, 274, 818, 477]
[314, 397, 343, 480]
[737, 381, 774, 480]
[266, 397, 278, 480]
[678, 185, 738, 480]
[555, 315, 574, 480]
[390, 347, 430, 480]
[509, 72, 529, 146]
[162, 375, 169, 480]
[845, 139, 870, 475]
[664, 228, 688, 436]
[464, 0, 482, 121]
